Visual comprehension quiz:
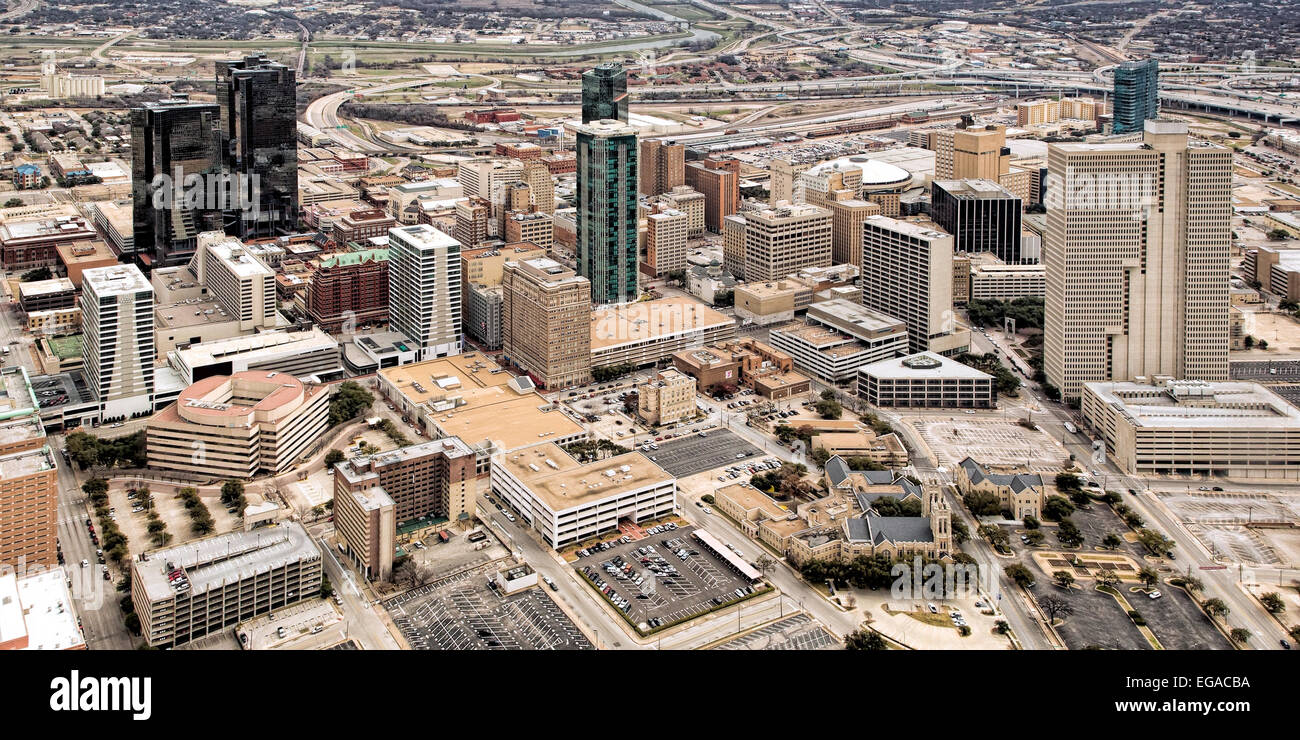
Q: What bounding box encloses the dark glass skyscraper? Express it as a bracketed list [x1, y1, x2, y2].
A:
[1113, 59, 1159, 134]
[931, 179, 1025, 263]
[576, 119, 639, 305]
[581, 63, 628, 124]
[216, 55, 298, 238]
[130, 96, 223, 267]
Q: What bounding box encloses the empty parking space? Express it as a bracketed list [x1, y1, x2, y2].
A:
[646, 429, 763, 478]
[1031, 583, 1151, 651]
[573, 523, 767, 633]
[711, 614, 839, 650]
[384, 566, 593, 650]
[1126, 587, 1230, 650]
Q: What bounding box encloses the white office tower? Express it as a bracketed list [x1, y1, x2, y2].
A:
[190, 231, 278, 331]
[388, 224, 463, 360]
[81, 264, 156, 420]
[1044, 120, 1232, 400]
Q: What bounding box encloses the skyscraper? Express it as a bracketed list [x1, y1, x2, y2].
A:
[130, 96, 222, 267]
[215, 55, 299, 238]
[1044, 120, 1231, 399]
[581, 63, 629, 124]
[741, 203, 832, 282]
[931, 179, 1024, 263]
[81, 264, 155, 419]
[1113, 59, 1160, 134]
[502, 257, 593, 389]
[388, 224, 463, 360]
[639, 139, 685, 197]
[576, 119, 639, 305]
[861, 215, 958, 355]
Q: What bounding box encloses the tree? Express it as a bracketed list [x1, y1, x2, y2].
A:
[328, 380, 375, 426]
[1095, 571, 1121, 590]
[1260, 592, 1286, 614]
[844, 624, 887, 650]
[1054, 472, 1082, 492]
[1268, 228, 1293, 241]
[1004, 563, 1035, 588]
[814, 398, 842, 419]
[20, 267, 53, 282]
[963, 490, 1003, 517]
[622, 391, 638, 415]
[325, 449, 346, 466]
[3, 198, 21, 207]
[1136, 528, 1175, 557]
[1102, 533, 1122, 550]
[1203, 598, 1229, 619]
[1056, 518, 1084, 547]
[1038, 594, 1073, 623]
[1229, 627, 1252, 645]
[1052, 570, 1076, 589]
[1289, 624, 1300, 643]
[220, 480, 245, 506]
[951, 519, 969, 545]
[1025, 530, 1045, 546]
[1042, 495, 1075, 521]
[1023, 515, 1040, 530]
[1138, 567, 1160, 588]
[979, 524, 1010, 550]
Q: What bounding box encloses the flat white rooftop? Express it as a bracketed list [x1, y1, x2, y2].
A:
[1085, 380, 1300, 430]
[859, 351, 993, 380]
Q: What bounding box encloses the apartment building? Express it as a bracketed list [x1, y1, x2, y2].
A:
[502, 257, 593, 389]
[81, 264, 155, 420]
[636, 369, 696, 426]
[644, 207, 689, 278]
[131, 523, 322, 647]
[454, 197, 491, 248]
[504, 211, 554, 252]
[828, 194, 881, 268]
[685, 159, 740, 233]
[388, 224, 463, 361]
[659, 185, 706, 238]
[306, 248, 389, 333]
[490, 442, 676, 549]
[1043, 120, 1232, 399]
[522, 159, 556, 214]
[146, 370, 329, 479]
[458, 158, 524, 202]
[0, 445, 57, 571]
[189, 232, 278, 332]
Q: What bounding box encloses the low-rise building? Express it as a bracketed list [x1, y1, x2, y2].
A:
[672, 337, 810, 399]
[810, 431, 907, 468]
[857, 352, 997, 409]
[167, 329, 342, 386]
[489, 442, 676, 549]
[1081, 379, 1300, 480]
[954, 457, 1045, 520]
[636, 369, 697, 426]
[0, 568, 85, 650]
[131, 523, 322, 648]
[146, 371, 330, 479]
[769, 305, 909, 384]
[590, 296, 736, 371]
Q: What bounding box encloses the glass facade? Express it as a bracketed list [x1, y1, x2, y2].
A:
[1113, 59, 1159, 134]
[216, 55, 299, 239]
[130, 99, 223, 267]
[577, 125, 639, 305]
[581, 63, 629, 124]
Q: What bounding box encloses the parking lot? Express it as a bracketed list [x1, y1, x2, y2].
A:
[645, 429, 763, 478]
[384, 566, 593, 650]
[1231, 359, 1300, 382]
[1031, 582, 1151, 651]
[1128, 586, 1230, 650]
[573, 523, 766, 633]
[909, 418, 1067, 472]
[710, 614, 839, 650]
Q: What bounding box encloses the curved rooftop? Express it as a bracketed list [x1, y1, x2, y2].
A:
[809, 156, 912, 189]
[175, 370, 311, 426]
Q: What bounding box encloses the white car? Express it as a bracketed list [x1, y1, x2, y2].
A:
[1148, 590, 1162, 599]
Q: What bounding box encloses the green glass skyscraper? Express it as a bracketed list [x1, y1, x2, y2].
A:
[576, 119, 638, 305]
[1113, 59, 1159, 134]
[581, 63, 629, 124]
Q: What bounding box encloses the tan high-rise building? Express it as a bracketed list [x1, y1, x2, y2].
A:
[660, 185, 706, 238]
[828, 192, 881, 268]
[645, 207, 689, 277]
[1044, 120, 1232, 399]
[953, 126, 1008, 181]
[861, 215, 960, 354]
[742, 203, 832, 282]
[454, 197, 490, 248]
[502, 257, 593, 389]
[639, 139, 685, 197]
[1017, 99, 1061, 126]
[0, 442, 57, 570]
[505, 211, 554, 252]
[458, 158, 524, 201]
[522, 159, 556, 214]
[723, 214, 748, 279]
[769, 158, 811, 205]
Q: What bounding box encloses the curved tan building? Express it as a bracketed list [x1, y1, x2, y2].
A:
[147, 371, 329, 479]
